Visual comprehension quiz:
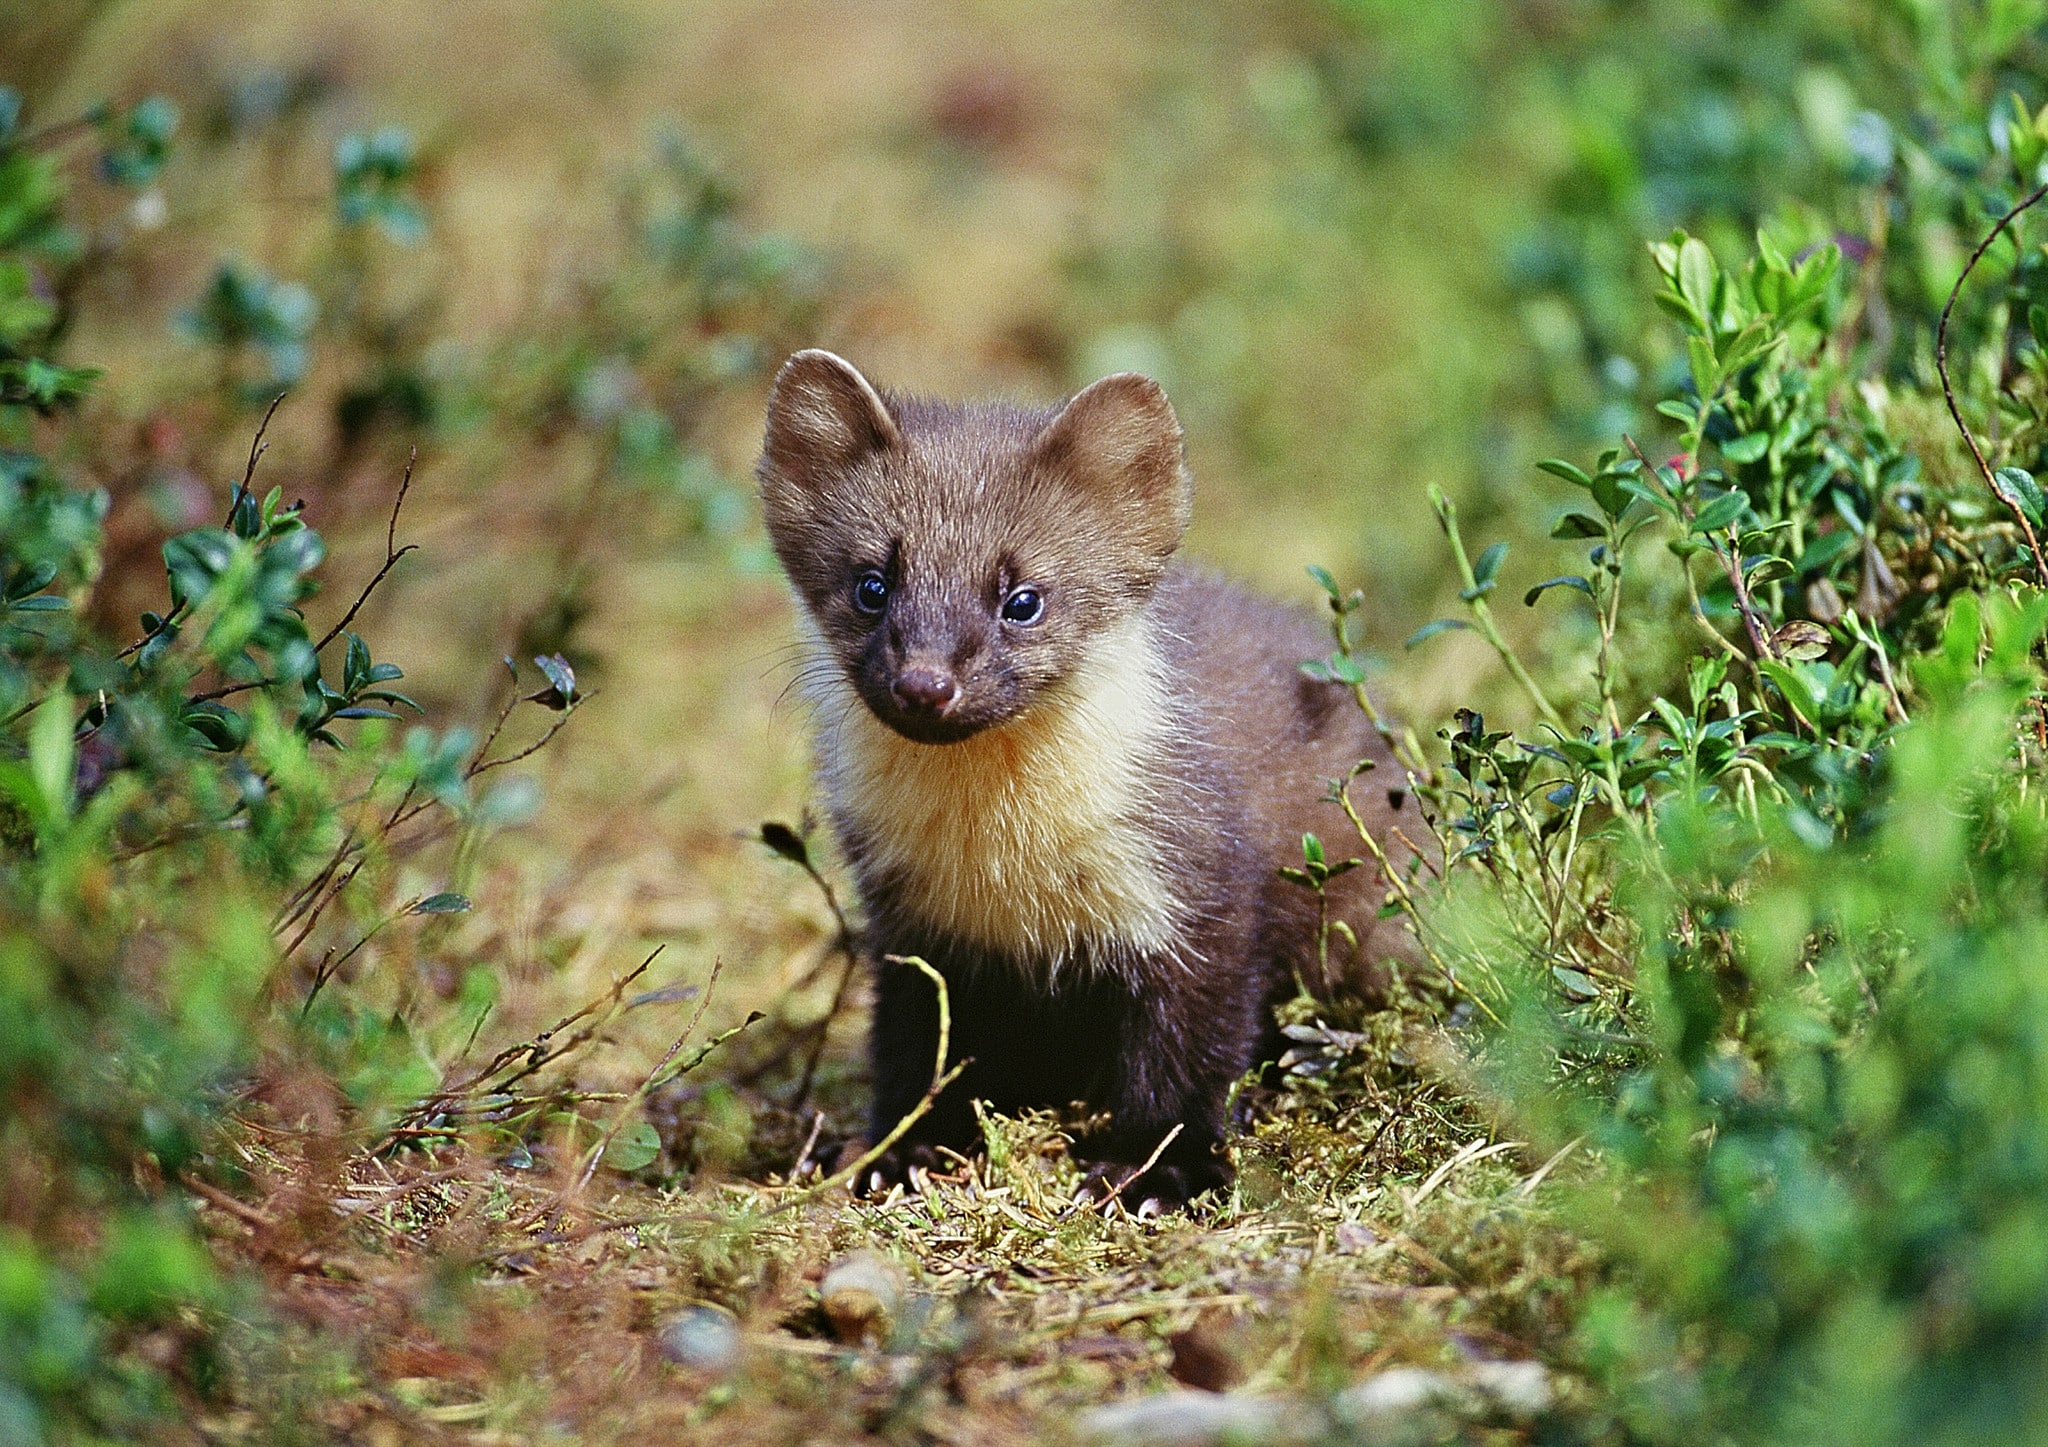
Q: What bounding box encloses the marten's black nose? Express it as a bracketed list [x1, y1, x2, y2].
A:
[891, 667, 958, 713]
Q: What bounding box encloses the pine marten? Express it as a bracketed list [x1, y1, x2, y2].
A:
[758, 349, 1418, 1211]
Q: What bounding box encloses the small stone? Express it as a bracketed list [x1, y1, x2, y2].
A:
[819, 1249, 905, 1347]
[1076, 1389, 1308, 1446]
[1467, 1359, 1554, 1419]
[1166, 1315, 1244, 1392]
[657, 1305, 740, 1374]
[1332, 1367, 1461, 1436]
[1335, 1220, 1379, 1252]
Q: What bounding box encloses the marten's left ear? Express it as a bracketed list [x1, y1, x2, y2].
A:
[1031, 373, 1192, 561]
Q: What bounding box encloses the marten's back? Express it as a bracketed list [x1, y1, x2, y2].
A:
[1150, 567, 1418, 998]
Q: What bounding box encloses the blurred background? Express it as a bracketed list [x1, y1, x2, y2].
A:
[0, 0, 1962, 1123]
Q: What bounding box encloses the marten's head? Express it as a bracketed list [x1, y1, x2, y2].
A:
[758, 350, 1192, 744]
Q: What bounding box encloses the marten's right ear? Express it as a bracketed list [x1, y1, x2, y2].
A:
[1030, 373, 1192, 564]
[760, 350, 902, 496]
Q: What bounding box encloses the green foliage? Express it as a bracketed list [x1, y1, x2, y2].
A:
[1551, 596, 2048, 1445]
[1480, 0, 2048, 442]
[0, 45, 822, 1431]
[1324, 47, 2048, 1434]
[333, 124, 426, 244]
[180, 260, 320, 398]
[0, 86, 422, 1441]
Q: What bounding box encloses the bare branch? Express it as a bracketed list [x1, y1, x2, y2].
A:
[314, 449, 419, 654]
[223, 392, 289, 527]
[1936, 178, 2048, 589]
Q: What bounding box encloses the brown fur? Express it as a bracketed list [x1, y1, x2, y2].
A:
[758, 350, 1418, 1209]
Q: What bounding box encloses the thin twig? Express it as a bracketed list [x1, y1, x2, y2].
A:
[463, 700, 584, 781]
[569, 950, 705, 1197]
[1430, 485, 1567, 728]
[19, 111, 102, 151]
[314, 449, 419, 653]
[1935, 177, 2048, 589]
[301, 895, 421, 1017]
[280, 856, 366, 961]
[778, 829, 860, 1111]
[790, 946, 860, 1111]
[1625, 434, 1778, 665]
[784, 956, 968, 1207]
[389, 953, 661, 1143]
[1074, 1123, 1186, 1218]
[182, 1174, 276, 1231]
[791, 1110, 827, 1181]
[224, 392, 289, 527]
[184, 676, 275, 705]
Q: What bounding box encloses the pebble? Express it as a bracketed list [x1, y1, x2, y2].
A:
[657, 1305, 740, 1374]
[1075, 1389, 1308, 1446]
[819, 1249, 906, 1347]
[1467, 1359, 1554, 1419]
[1332, 1367, 1461, 1442]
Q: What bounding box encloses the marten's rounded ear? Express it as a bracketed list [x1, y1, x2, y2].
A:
[760, 350, 902, 495]
[1031, 373, 1192, 559]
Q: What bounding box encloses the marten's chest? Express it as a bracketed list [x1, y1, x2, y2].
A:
[810, 620, 1186, 970]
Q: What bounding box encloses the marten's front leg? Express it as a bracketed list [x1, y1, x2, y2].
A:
[1074, 976, 1254, 1213]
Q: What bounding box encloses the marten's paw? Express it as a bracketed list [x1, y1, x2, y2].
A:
[854, 1141, 952, 1198]
[1075, 1155, 1229, 1217]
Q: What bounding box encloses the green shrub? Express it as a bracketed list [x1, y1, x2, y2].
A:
[1319, 50, 2048, 1437]
[0, 67, 811, 1437]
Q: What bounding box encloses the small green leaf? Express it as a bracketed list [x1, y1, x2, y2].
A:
[1793, 530, 1859, 574]
[4, 561, 56, 600]
[180, 702, 250, 753]
[344, 632, 371, 692]
[1677, 235, 1716, 317]
[532, 653, 578, 707]
[1589, 472, 1632, 520]
[1743, 556, 1794, 586]
[1993, 466, 2045, 527]
[412, 892, 472, 915]
[601, 1120, 662, 1172]
[1773, 620, 1831, 661]
[1687, 335, 1720, 394]
[1552, 966, 1599, 1002]
[29, 691, 75, 821]
[1536, 458, 1592, 487]
[1472, 541, 1508, 589]
[1757, 659, 1822, 724]
[1405, 618, 1473, 649]
[1721, 432, 1769, 464]
[1331, 653, 1366, 685]
[1691, 491, 1748, 534]
[1525, 575, 1593, 606]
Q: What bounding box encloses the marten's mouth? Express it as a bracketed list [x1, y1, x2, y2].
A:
[869, 702, 990, 745]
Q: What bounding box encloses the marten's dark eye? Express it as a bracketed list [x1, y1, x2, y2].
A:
[1001, 586, 1045, 626]
[852, 571, 889, 615]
